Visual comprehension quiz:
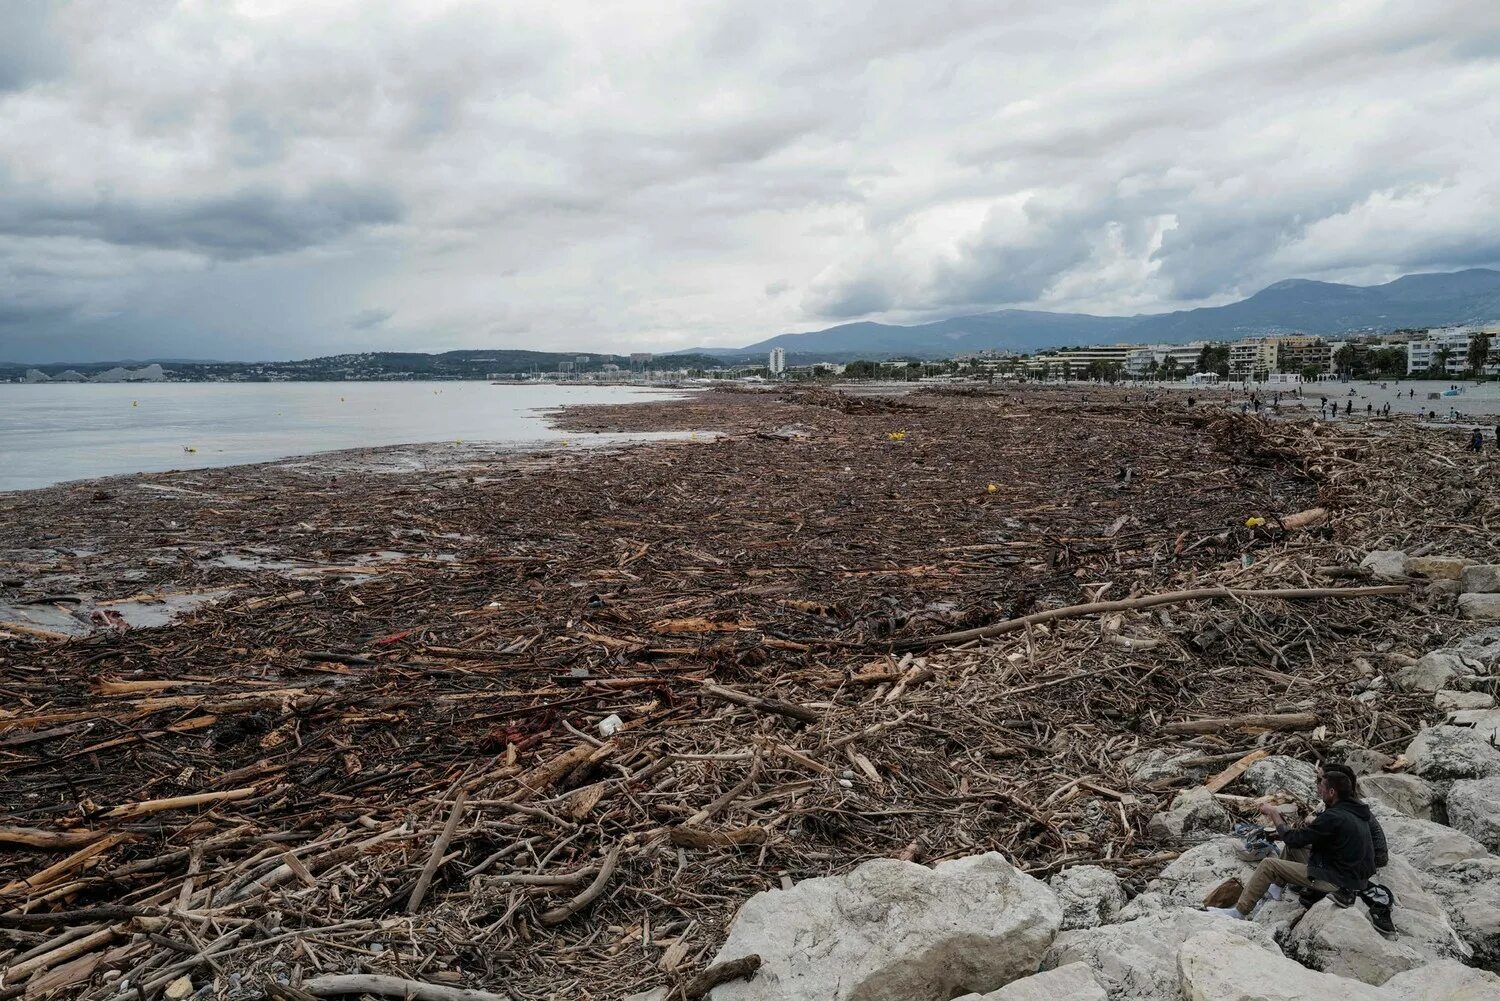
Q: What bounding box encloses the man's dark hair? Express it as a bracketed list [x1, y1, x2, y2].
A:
[1322, 762, 1359, 797]
[1322, 769, 1356, 802]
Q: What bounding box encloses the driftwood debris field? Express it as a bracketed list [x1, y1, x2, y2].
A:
[0, 385, 1495, 999]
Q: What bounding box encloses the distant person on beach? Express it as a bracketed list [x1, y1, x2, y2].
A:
[1471, 428, 1485, 452]
[1345, 400, 1353, 415]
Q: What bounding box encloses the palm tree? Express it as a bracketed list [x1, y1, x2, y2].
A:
[1469, 333, 1492, 378]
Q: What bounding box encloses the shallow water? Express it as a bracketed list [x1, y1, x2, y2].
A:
[0, 382, 689, 491]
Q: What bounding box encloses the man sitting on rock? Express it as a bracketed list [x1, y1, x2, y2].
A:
[1210, 769, 1379, 921]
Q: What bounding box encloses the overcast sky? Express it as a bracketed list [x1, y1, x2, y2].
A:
[3, 1, 1500, 362]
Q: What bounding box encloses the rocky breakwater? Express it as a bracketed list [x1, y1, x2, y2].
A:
[623, 847, 1496, 1001]
[619, 611, 1500, 1000]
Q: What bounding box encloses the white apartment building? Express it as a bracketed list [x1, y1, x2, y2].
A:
[1406, 326, 1500, 375]
[1228, 338, 1279, 381]
[768, 347, 786, 374]
[1027, 344, 1135, 378]
[1125, 342, 1209, 378]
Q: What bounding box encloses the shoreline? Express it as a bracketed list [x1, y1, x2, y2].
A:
[2, 384, 1495, 998]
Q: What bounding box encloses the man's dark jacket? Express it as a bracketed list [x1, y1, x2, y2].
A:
[1278, 799, 1383, 891]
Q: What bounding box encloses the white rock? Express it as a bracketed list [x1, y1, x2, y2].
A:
[1124, 747, 1198, 784]
[1444, 625, 1500, 670]
[1383, 960, 1500, 1001]
[1373, 808, 1490, 871]
[1243, 755, 1320, 805]
[624, 991, 669, 1001]
[1178, 926, 1389, 1001]
[1407, 557, 1475, 580]
[1419, 856, 1500, 968]
[953, 963, 1107, 1001]
[1460, 564, 1500, 594]
[1146, 839, 1254, 908]
[1406, 726, 1500, 782]
[704, 853, 1062, 1001]
[1044, 909, 1278, 1001]
[1363, 550, 1412, 581]
[1394, 653, 1475, 693]
[1447, 709, 1500, 743]
[1436, 690, 1495, 711]
[1287, 858, 1463, 986]
[1048, 866, 1127, 930]
[1446, 777, 1500, 853]
[1361, 773, 1440, 821]
[1456, 593, 1500, 619]
[1146, 786, 1232, 841]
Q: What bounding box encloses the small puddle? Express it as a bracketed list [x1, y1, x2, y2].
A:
[0, 588, 234, 639]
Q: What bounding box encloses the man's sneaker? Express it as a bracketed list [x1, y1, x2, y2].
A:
[1204, 906, 1246, 920]
[1298, 888, 1326, 909]
[1332, 888, 1357, 908]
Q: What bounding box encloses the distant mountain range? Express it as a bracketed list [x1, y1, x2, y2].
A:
[679, 268, 1500, 361]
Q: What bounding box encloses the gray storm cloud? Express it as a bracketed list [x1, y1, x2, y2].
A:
[0, 0, 1498, 363]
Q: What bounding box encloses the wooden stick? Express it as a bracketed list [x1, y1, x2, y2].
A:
[1203, 748, 1270, 793]
[1165, 713, 1318, 735]
[103, 787, 257, 819]
[299, 975, 508, 1001]
[540, 842, 623, 925]
[407, 791, 467, 913]
[698, 681, 820, 724]
[892, 584, 1408, 650]
[0, 825, 105, 850]
[669, 825, 767, 849]
[680, 954, 762, 999]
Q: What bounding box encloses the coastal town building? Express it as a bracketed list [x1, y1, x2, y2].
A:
[1026, 344, 1134, 378]
[769, 347, 786, 374]
[1273, 335, 1333, 376]
[1228, 338, 1279, 381]
[1405, 326, 1500, 375]
[1124, 342, 1208, 378]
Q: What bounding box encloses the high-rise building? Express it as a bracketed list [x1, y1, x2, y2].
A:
[769, 347, 786, 374]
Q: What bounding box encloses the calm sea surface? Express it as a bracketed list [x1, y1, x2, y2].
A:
[0, 382, 689, 492]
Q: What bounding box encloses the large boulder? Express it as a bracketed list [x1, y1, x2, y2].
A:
[1460, 565, 1500, 594]
[1048, 866, 1126, 930]
[1419, 856, 1500, 968]
[1146, 786, 1233, 841]
[1243, 755, 1320, 805]
[1044, 910, 1278, 1001]
[1395, 653, 1479, 694]
[1406, 726, 1500, 783]
[1456, 593, 1500, 620]
[1178, 926, 1388, 1001]
[1363, 551, 1412, 581]
[1436, 690, 1495, 711]
[1373, 808, 1490, 871]
[1123, 747, 1199, 785]
[1146, 839, 1254, 908]
[1444, 625, 1500, 670]
[703, 853, 1062, 1001]
[1361, 773, 1440, 822]
[953, 963, 1106, 1001]
[1382, 960, 1500, 1001]
[1286, 858, 1464, 986]
[1404, 555, 1476, 579]
[1447, 709, 1500, 743]
[1445, 777, 1500, 853]
[1407, 557, 1475, 581]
